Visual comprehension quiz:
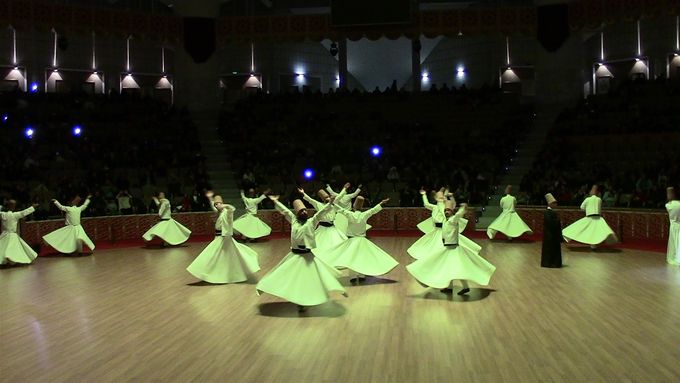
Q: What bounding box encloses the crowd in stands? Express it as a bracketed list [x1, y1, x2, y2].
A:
[0, 91, 210, 220]
[521, 79, 680, 209]
[220, 85, 534, 208]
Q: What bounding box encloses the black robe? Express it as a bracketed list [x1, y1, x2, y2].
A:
[541, 208, 562, 268]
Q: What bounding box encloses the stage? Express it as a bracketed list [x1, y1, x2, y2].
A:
[2, 236, 679, 382]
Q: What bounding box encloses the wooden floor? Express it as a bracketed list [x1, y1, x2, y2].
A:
[1, 236, 680, 383]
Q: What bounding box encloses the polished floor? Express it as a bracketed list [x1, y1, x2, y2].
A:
[1, 236, 679, 383]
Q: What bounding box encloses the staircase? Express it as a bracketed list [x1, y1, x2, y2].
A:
[476, 105, 561, 230]
[193, 112, 242, 209]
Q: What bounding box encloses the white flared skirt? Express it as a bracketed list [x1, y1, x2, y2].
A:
[668, 222, 679, 265]
[142, 218, 192, 245]
[562, 216, 618, 245]
[417, 217, 435, 234]
[256, 250, 346, 306]
[233, 213, 272, 239]
[317, 236, 399, 276]
[0, 232, 38, 265]
[407, 228, 445, 260]
[334, 214, 371, 235]
[42, 225, 95, 254]
[408, 226, 481, 260]
[314, 224, 348, 251]
[187, 236, 260, 283]
[407, 245, 496, 288]
[486, 211, 533, 239]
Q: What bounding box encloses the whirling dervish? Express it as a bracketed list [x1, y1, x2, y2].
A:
[233, 189, 272, 241]
[42, 195, 96, 255]
[562, 184, 618, 249]
[298, 186, 347, 250]
[318, 184, 398, 283]
[1, 200, 39, 266]
[142, 192, 192, 246]
[187, 192, 260, 283]
[486, 185, 533, 240]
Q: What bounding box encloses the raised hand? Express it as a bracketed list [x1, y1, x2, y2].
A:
[268, 195, 280, 201]
[86, 194, 92, 199]
[263, 188, 271, 195]
[357, 184, 363, 189]
[32, 203, 40, 208]
[343, 182, 351, 190]
[296, 187, 305, 194]
[380, 198, 390, 205]
[205, 190, 214, 199]
[419, 188, 426, 195]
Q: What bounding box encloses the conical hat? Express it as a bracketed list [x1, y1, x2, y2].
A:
[444, 199, 455, 210]
[505, 185, 512, 194]
[213, 195, 223, 204]
[292, 199, 306, 213]
[545, 193, 557, 204]
[353, 196, 365, 210]
[434, 191, 445, 201]
[317, 189, 330, 200]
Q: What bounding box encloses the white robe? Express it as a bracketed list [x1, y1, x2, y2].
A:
[233, 192, 271, 239]
[562, 195, 618, 245]
[142, 198, 191, 245]
[666, 200, 680, 265]
[256, 200, 346, 306]
[1, 207, 38, 264]
[408, 206, 495, 288]
[326, 185, 370, 233]
[486, 194, 533, 239]
[42, 199, 96, 253]
[318, 193, 399, 276]
[302, 193, 347, 250]
[187, 204, 260, 283]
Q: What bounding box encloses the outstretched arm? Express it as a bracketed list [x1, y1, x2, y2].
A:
[52, 199, 67, 212]
[362, 198, 390, 219]
[15, 206, 36, 219]
[79, 196, 92, 211]
[311, 202, 334, 227]
[254, 194, 267, 204]
[347, 184, 362, 199]
[325, 184, 339, 197]
[299, 187, 323, 210]
[420, 189, 435, 210]
[270, 195, 295, 224]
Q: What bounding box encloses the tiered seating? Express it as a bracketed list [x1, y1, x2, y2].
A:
[521, 79, 680, 208]
[0, 93, 210, 219]
[219, 86, 534, 207]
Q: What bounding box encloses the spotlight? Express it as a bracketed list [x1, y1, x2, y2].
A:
[72, 125, 82, 136]
[163, 74, 168, 78]
[30, 83, 39, 93]
[635, 58, 641, 62]
[297, 73, 304, 78]
[25, 127, 35, 138]
[421, 72, 429, 79]
[370, 146, 382, 157]
[456, 67, 465, 78]
[303, 168, 314, 180]
[1, 114, 7, 123]
[53, 68, 59, 73]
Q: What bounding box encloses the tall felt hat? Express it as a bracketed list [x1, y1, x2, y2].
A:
[505, 185, 513, 194]
[213, 195, 224, 204]
[444, 199, 455, 210]
[317, 189, 330, 200]
[353, 196, 365, 210]
[435, 191, 445, 201]
[292, 199, 306, 213]
[668, 187, 676, 198]
[545, 193, 557, 204]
